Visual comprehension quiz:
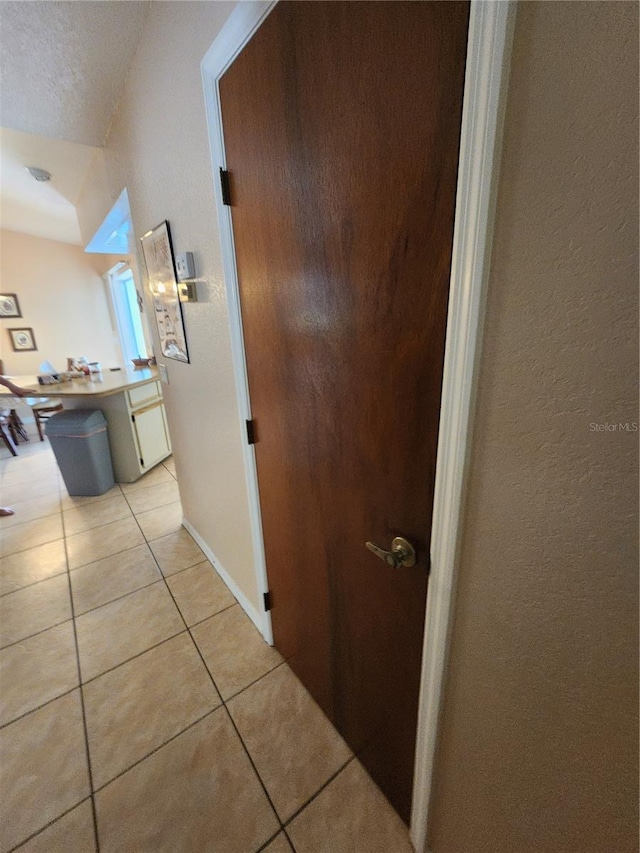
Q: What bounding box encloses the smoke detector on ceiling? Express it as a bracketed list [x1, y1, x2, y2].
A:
[26, 166, 52, 182]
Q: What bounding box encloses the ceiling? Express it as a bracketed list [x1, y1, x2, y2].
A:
[0, 1, 149, 245]
[0, 127, 101, 245]
[0, 1, 149, 146]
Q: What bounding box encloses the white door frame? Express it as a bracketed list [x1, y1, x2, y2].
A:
[201, 2, 515, 848]
[409, 3, 515, 849]
[201, 0, 280, 645]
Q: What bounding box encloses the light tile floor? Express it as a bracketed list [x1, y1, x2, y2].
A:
[0, 435, 414, 853]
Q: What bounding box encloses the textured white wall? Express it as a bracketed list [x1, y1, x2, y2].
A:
[77, 1, 260, 610]
[76, 150, 113, 250]
[0, 229, 121, 375]
[429, 3, 638, 851]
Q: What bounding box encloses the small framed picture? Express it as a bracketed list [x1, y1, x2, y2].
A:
[8, 327, 37, 352]
[0, 294, 22, 318]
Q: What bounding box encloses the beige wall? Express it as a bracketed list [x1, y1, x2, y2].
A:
[0, 229, 121, 375]
[429, 3, 638, 851]
[76, 149, 113, 251]
[76, 1, 260, 611]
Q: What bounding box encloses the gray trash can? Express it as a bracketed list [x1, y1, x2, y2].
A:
[46, 409, 115, 496]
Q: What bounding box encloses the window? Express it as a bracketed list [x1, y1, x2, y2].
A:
[108, 264, 149, 364]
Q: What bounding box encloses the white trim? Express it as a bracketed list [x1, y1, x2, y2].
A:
[201, 1, 277, 78]
[201, 0, 515, 842]
[201, 1, 278, 644]
[182, 517, 263, 634]
[410, 2, 516, 850]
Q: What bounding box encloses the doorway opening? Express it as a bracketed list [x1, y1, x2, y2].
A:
[85, 187, 153, 368]
[108, 262, 149, 365]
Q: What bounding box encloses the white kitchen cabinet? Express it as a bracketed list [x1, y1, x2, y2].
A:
[56, 371, 172, 482]
[131, 400, 171, 471]
[92, 379, 171, 482]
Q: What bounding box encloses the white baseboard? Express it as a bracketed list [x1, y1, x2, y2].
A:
[181, 516, 266, 639]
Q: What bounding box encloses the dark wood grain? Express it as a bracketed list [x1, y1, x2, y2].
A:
[220, 0, 469, 822]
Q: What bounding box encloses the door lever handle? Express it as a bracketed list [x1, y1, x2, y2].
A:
[365, 536, 417, 568]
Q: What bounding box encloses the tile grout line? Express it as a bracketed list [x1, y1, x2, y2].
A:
[59, 495, 102, 853]
[64, 519, 190, 573]
[282, 755, 357, 828]
[0, 612, 283, 732]
[123, 485, 352, 851]
[0, 614, 74, 651]
[197, 623, 351, 847]
[59, 488, 125, 512]
[74, 577, 166, 620]
[119, 487, 289, 846]
[1, 486, 62, 504]
[80, 628, 188, 686]
[0, 566, 69, 598]
[67, 542, 150, 575]
[0, 684, 79, 732]
[58, 491, 182, 533]
[5, 584, 238, 718]
[0, 507, 64, 530]
[5, 463, 343, 852]
[154, 555, 224, 581]
[1, 532, 64, 560]
[119, 471, 177, 498]
[255, 831, 282, 852]
[120, 492, 182, 516]
[255, 827, 295, 853]
[66, 539, 146, 572]
[61, 511, 136, 538]
[19, 552, 218, 615]
[4, 595, 275, 722]
[90, 706, 221, 794]
[175, 608, 301, 842]
[6, 796, 95, 853]
[184, 599, 238, 628]
[223, 658, 287, 703]
[220, 702, 285, 831]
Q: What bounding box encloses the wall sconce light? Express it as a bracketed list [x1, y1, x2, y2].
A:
[175, 252, 198, 302]
[178, 282, 198, 302]
[147, 255, 197, 302]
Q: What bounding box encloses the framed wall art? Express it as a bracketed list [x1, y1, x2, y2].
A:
[8, 327, 37, 352]
[0, 294, 22, 318]
[140, 220, 190, 363]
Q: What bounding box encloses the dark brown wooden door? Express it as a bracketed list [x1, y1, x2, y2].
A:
[220, 1, 469, 822]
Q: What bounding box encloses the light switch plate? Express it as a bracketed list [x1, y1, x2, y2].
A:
[158, 363, 169, 385]
[175, 252, 195, 282]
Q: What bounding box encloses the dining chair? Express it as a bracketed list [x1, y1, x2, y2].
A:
[26, 399, 64, 441]
[0, 410, 18, 456]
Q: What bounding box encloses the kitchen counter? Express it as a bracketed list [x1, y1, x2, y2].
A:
[2, 367, 159, 400]
[2, 367, 171, 482]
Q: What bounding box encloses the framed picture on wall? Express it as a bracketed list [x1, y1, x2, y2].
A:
[140, 220, 190, 363]
[0, 294, 22, 318]
[8, 327, 37, 352]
